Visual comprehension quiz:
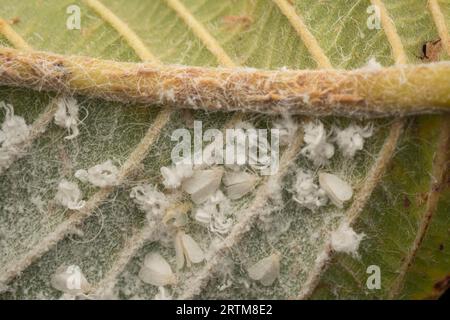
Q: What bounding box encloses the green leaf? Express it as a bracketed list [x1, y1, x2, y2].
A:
[0, 0, 448, 300]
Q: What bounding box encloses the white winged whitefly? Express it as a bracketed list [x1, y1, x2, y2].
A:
[160, 162, 193, 189]
[300, 120, 335, 166]
[318, 172, 353, 208]
[332, 123, 374, 158]
[247, 252, 281, 286]
[222, 170, 259, 200]
[174, 230, 206, 269]
[181, 167, 224, 204]
[138, 252, 177, 287]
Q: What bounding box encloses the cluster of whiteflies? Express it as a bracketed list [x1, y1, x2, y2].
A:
[301, 120, 373, 166]
[0, 99, 116, 299]
[49, 160, 119, 298]
[292, 170, 354, 211]
[53, 159, 120, 211]
[157, 121, 268, 234]
[292, 120, 373, 212]
[0, 98, 85, 210]
[125, 122, 268, 295]
[46, 116, 300, 297]
[124, 118, 306, 294]
[45, 114, 372, 297]
[0, 97, 82, 173]
[291, 120, 370, 257]
[0, 85, 376, 299]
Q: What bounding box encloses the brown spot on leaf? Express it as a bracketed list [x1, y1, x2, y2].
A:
[439, 243, 444, 251]
[8, 17, 20, 25]
[419, 39, 444, 62]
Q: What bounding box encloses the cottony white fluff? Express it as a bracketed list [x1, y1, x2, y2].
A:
[292, 169, 327, 211]
[333, 124, 373, 158]
[54, 179, 85, 210]
[160, 162, 193, 189]
[0, 102, 30, 171]
[75, 160, 119, 187]
[54, 96, 81, 140]
[0, 102, 30, 146]
[194, 190, 233, 235]
[330, 222, 365, 257]
[130, 184, 169, 221]
[301, 121, 334, 166]
[362, 57, 382, 71]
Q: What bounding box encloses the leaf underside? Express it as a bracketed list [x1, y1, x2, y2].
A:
[0, 0, 449, 300]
